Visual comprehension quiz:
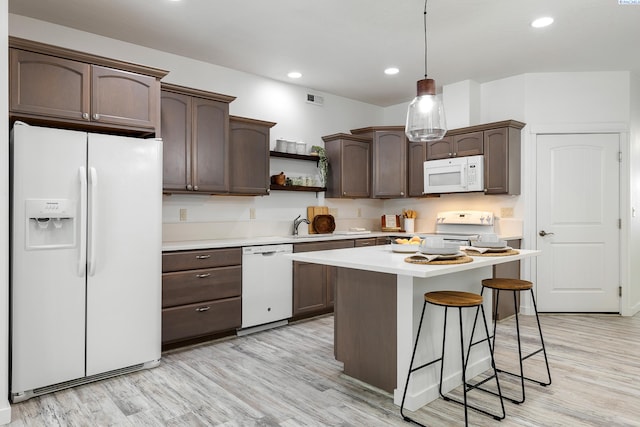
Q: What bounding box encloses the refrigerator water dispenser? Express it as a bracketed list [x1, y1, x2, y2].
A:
[25, 199, 76, 249]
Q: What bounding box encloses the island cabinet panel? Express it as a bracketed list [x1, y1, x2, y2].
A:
[161, 83, 236, 194]
[161, 248, 242, 349]
[492, 239, 522, 320]
[322, 133, 371, 198]
[334, 268, 397, 393]
[351, 126, 407, 199]
[292, 240, 355, 319]
[9, 38, 167, 135]
[229, 116, 275, 195]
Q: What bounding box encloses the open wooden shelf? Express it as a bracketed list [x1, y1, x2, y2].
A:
[270, 184, 326, 192]
[270, 151, 320, 162]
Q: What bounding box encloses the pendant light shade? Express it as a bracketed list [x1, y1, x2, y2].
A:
[405, 78, 446, 142]
[405, 1, 447, 143]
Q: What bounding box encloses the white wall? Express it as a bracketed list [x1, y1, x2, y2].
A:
[1, 2, 12, 424]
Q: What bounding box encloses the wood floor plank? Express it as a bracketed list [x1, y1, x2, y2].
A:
[7, 313, 640, 426]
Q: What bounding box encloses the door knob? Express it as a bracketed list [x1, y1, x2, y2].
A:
[539, 230, 555, 237]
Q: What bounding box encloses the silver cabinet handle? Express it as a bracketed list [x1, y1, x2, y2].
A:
[195, 255, 211, 259]
[343, 191, 347, 196]
[82, 112, 90, 120]
[193, 185, 199, 191]
[400, 191, 405, 196]
[92, 113, 100, 120]
[195, 306, 210, 312]
[186, 184, 193, 190]
[539, 230, 555, 237]
[452, 153, 457, 157]
[196, 273, 211, 278]
[448, 153, 452, 157]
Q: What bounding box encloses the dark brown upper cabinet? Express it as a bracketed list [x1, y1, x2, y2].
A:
[426, 131, 483, 160]
[9, 37, 167, 136]
[322, 133, 371, 198]
[483, 122, 524, 195]
[229, 116, 275, 195]
[161, 83, 236, 194]
[350, 126, 407, 199]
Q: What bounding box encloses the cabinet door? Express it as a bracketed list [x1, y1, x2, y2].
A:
[229, 120, 270, 195]
[293, 261, 328, 316]
[10, 49, 90, 121]
[372, 131, 407, 198]
[161, 91, 192, 191]
[341, 140, 371, 198]
[192, 97, 230, 193]
[453, 131, 483, 157]
[484, 128, 510, 194]
[407, 141, 427, 197]
[426, 136, 453, 160]
[91, 65, 159, 131]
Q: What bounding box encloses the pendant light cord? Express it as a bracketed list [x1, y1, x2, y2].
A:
[423, 0, 428, 79]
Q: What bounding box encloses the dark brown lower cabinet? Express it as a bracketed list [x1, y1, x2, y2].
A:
[162, 248, 242, 349]
[492, 239, 522, 320]
[292, 240, 355, 319]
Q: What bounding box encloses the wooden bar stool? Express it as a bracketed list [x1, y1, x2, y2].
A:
[467, 278, 552, 404]
[400, 291, 505, 426]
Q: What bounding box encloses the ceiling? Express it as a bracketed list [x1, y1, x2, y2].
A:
[8, 0, 640, 107]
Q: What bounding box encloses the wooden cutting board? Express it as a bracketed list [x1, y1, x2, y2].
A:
[307, 206, 329, 234]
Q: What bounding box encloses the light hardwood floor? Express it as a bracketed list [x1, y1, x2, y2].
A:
[8, 312, 640, 426]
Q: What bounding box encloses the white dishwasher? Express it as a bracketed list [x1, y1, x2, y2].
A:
[241, 244, 293, 332]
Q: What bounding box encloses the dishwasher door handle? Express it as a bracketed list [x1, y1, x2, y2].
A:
[260, 251, 278, 256]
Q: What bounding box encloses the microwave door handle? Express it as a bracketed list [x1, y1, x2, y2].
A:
[461, 162, 468, 190]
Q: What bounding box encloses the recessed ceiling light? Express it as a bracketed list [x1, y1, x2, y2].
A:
[385, 67, 400, 75]
[531, 17, 554, 28]
[287, 71, 302, 79]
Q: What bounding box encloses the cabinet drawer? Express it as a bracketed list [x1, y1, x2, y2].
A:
[354, 238, 377, 247]
[162, 297, 241, 343]
[162, 265, 241, 308]
[294, 240, 354, 253]
[162, 248, 241, 272]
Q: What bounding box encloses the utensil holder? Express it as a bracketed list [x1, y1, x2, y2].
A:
[404, 218, 415, 233]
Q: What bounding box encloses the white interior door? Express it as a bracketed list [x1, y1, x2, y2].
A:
[536, 133, 620, 312]
[85, 134, 162, 375]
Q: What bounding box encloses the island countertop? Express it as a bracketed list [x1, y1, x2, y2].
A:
[288, 244, 540, 278]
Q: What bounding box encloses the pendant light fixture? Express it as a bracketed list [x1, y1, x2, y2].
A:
[405, 0, 447, 142]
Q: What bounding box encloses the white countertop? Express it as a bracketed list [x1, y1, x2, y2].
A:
[288, 245, 540, 279]
[162, 232, 523, 251]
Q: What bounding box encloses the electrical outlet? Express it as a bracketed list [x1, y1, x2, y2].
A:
[179, 208, 187, 222]
[501, 207, 514, 218]
[249, 208, 256, 220]
[357, 208, 362, 218]
[329, 208, 338, 218]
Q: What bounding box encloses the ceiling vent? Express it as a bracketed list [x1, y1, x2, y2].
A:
[306, 93, 324, 106]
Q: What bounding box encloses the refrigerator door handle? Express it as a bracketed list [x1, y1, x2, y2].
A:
[78, 167, 87, 277]
[88, 167, 98, 276]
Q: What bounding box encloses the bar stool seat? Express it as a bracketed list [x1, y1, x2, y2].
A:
[401, 291, 505, 426]
[468, 278, 552, 405]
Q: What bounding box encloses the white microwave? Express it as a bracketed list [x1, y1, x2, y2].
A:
[423, 155, 484, 194]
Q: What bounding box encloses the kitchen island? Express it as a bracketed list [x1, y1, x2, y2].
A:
[289, 245, 540, 411]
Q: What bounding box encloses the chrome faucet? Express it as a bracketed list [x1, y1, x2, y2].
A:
[293, 214, 310, 236]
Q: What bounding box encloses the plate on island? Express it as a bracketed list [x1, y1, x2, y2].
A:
[435, 251, 466, 260]
[391, 243, 421, 253]
[419, 246, 460, 255]
[469, 240, 508, 249]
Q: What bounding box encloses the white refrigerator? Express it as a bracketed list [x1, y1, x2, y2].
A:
[10, 122, 162, 402]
